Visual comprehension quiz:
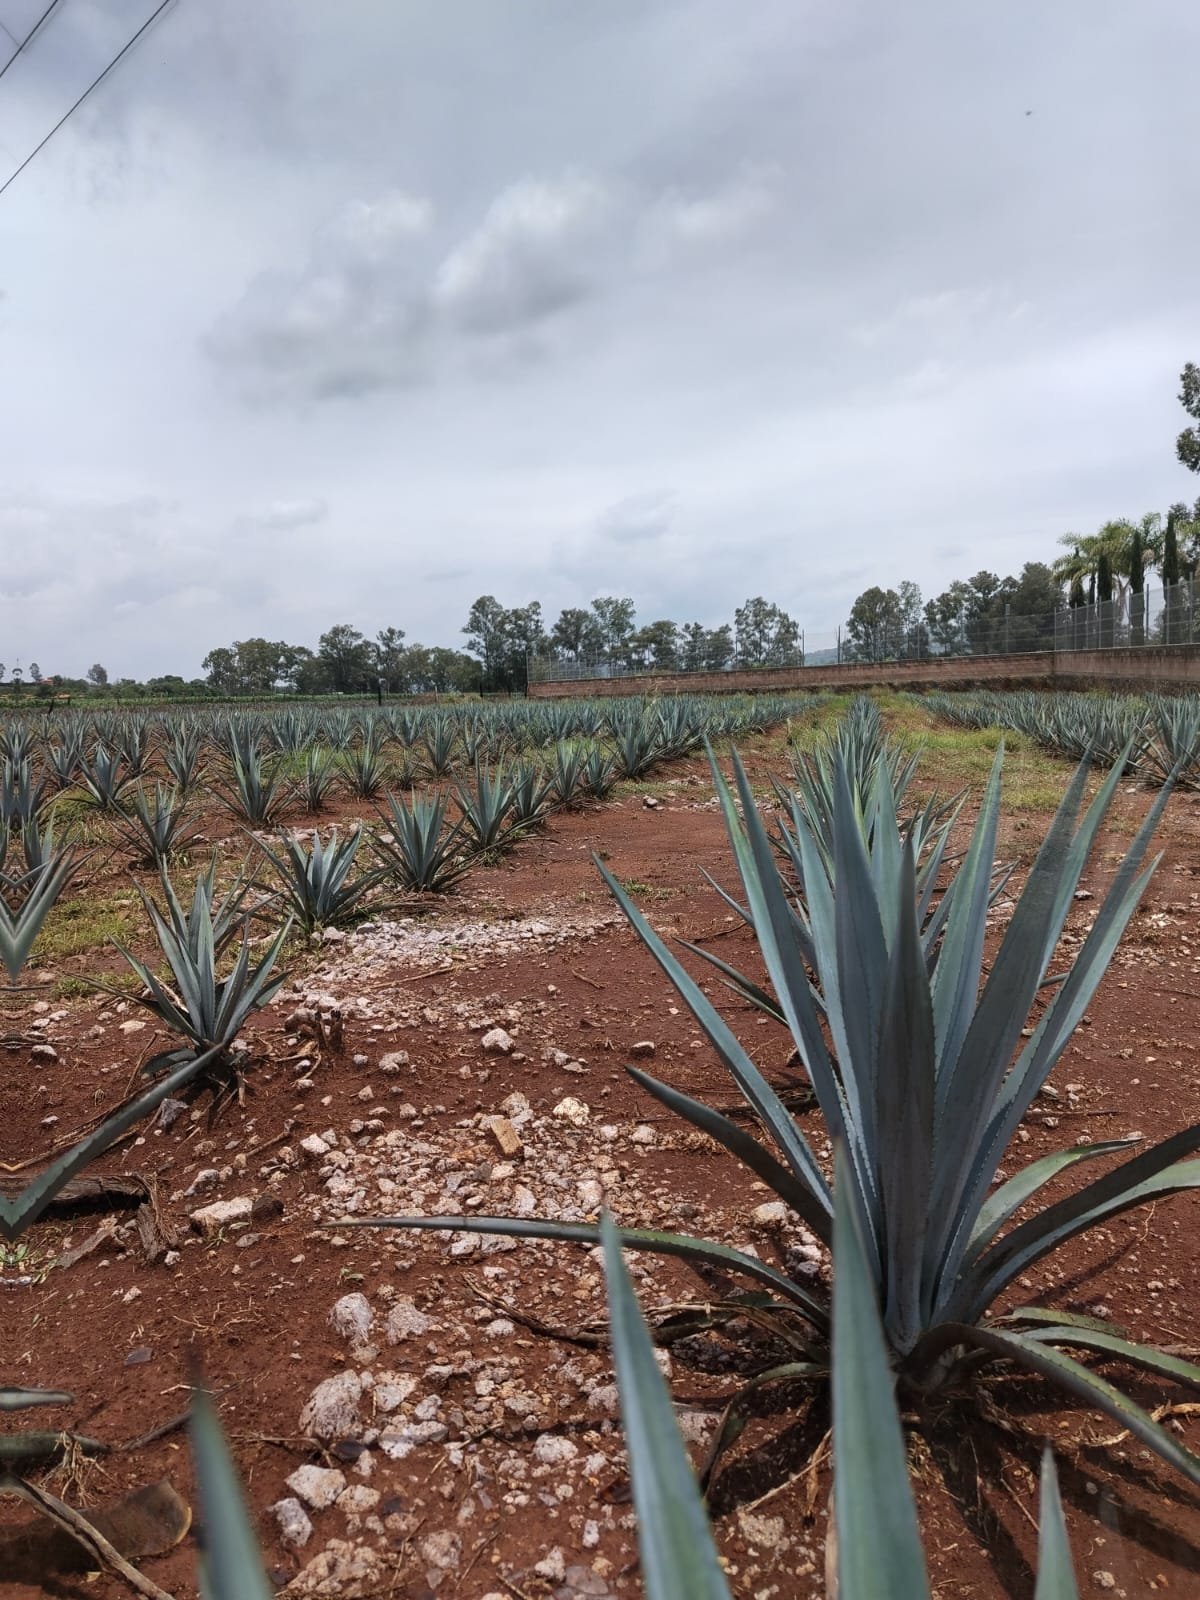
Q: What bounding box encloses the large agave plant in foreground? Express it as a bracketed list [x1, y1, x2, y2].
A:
[358, 740, 1200, 1484]
[598, 1162, 1082, 1600]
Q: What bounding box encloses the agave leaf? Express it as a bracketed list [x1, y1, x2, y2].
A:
[965, 1139, 1140, 1261]
[960, 1138, 1200, 1319]
[946, 1323, 1200, 1485]
[349, 1214, 829, 1321]
[832, 1148, 930, 1600]
[190, 1385, 273, 1600]
[600, 1212, 733, 1600]
[1034, 1448, 1078, 1600]
[929, 745, 1003, 1086]
[698, 1359, 825, 1489]
[674, 939, 787, 1024]
[595, 854, 832, 1217]
[0, 1050, 216, 1242]
[995, 1306, 1128, 1336]
[875, 844, 935, 1352]
[1014, 1325, 1200, 1390]
[627, 1066, 832, 1248]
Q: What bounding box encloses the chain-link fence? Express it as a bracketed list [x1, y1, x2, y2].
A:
[529, 581, 1200, 683]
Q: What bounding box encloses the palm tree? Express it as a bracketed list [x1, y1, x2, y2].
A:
[1054, 517, 1162, 632]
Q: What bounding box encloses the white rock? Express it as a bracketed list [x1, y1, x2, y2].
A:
[630, 1124, 656, 1145]
[535, 1548, 567, 1582]
[270, 1496, 312, 1549]
[286, 1464, 346, 1510]
[386, 1298, 434, 1343]
[298, 1370, 362, 1441]
[481, 1027, 515, 1055]
[300, 1134, 331, 1158]
[553, 1096, 590, 1126]
[335, 1484, 381, 1514]
[328, 1292, 374, 1346]
[372, 1372, 419, 1412]
[533, 1434, 579, 1466]
[189, 1196, 253, 1236]
[752, 1200, 790, 1229]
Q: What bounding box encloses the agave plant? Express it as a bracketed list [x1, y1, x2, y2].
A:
[0, 846, 76, 980]
[508, 759, 556, 829]
[163, 722, 208, 791]
[109, 869, 289, 1088]
[550, 741, 589, 808]
[374, 790, 469, 893]
[256, 826, 385, 933]
[595, 1166, 1082, 1600]
[299, 748, 339, 812]
[453, 762, 521, 853]
[583, 743, 619, 800]
[116, 782, 199, 868]
[421, 717, 460, 778]
[342, 741, 389, 799]
[1, 757, 51, 829]
[189, 1386, 273, 1599]
[212, 745, 289, 825]
[359, 741, 1200, 1485]
[75, 744, 136, 812]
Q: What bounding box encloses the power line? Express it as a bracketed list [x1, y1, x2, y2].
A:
[0, 1, 69, 88]
[0, 0, 177, 200]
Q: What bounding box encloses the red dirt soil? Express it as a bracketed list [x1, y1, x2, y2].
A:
[4, 735, 1200, 1599]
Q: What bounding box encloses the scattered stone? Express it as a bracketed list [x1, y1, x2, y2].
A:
[30, 1043, 57, 1061]
[184, 1168, 220, 1198]
[286, 1464, 347, 1510]
[553, 1096, 590, 1126]
[119, 1019, 146, 1034]
[752, 1200, 790, 1229]
[270, 1497, 313, 1550]
[629, 1040, 656, 1058]
[535, 1548, 567, 1582]
[283, 1538, 382, 1595]
[298, 1371, 362, 1441]
[482, 1115, 523, 1158]
[329, 1292, 374, 1348]
[386, 1298, 434, 1343]
[419, 1529, 463, 1572]
[189, 1196, 253, 1236]
[336, 1484, 380, 1514]
[481, 1027, 515, 1055]
[533, 1434, 579, 1467]
[630, 1124, 656, 1145]
[300, 1134, 331, 1158]
[1091, 1575, 1116, 1592]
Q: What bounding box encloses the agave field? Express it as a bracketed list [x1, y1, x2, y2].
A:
[3, 688, 1200, 1598]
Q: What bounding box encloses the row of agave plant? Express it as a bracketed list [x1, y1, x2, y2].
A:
[924, 687, 1200, 786]
[1, 698, 1093, 1597]
[9, 692, 1187, 1594]
[0, 690, 818, 786]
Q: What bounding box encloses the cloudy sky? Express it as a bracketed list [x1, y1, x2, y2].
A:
[0, 0, 1196, 678]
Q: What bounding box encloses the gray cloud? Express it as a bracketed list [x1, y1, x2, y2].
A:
[0, 0, 1195, 674]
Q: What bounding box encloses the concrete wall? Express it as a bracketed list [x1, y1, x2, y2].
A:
[528, 645, 1200, 700]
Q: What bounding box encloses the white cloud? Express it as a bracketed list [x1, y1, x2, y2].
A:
[433, 174, 610, 332]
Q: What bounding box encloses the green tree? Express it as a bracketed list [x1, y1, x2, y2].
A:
[1177, 361, 1200, 475]
[627, 620, 680, 670]
[1097, 551, 1114, 648]
[87, 662, 108, 687]
[844, 586, 903, 662]
[318, 624, 372, 692]
[372, 627, 407, 688]
[202, 646, 239, 693]
[703, 623, 735, 670]
[590, 596, 636, 661]
[463, 595, 509, 687]
[550, 607, 603, 661]
[733, 597, 800, 666]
